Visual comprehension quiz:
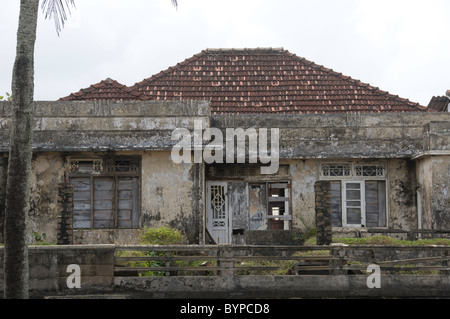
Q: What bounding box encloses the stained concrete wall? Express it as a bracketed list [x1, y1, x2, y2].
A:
[0, 101, 448, 243]
[416, 155, 450, 229]
[286, 158, 419, 234]
[211, 113, 449, 235]
[386, 159, 418, 231]
[115, 274, 450, 299]
[288, 159, 318, 232]
[415, 121, 450, 229]
[21, 150, 203, 245]
[0, 245, 115, 297]
[0, 100, 211, 152]
[141, 151, 203, 244]
[28, 152, 66, 244]
[0, 100, 208, 245]
[211, 112, 450, 159]
[20, 154, 431, 243]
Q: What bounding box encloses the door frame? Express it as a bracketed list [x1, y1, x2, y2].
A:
[206, 181, 231, 244]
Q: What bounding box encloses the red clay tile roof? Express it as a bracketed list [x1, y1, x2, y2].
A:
[59, 78, 146, 101]
[61, 48, 427, 113]
[427, 95, 449, 112]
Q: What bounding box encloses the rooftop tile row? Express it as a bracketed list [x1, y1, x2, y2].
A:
[60, 48, 427, 113]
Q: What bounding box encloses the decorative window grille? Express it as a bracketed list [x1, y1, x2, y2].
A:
[206, 164, 289, 178]
[355, 164, 385, 177]
[93, 160, 103, 173]
[321, 163, 385, 178]
[105, 159, 139, 174]
[69, 159, 103, 174]
[321, 164, 351, 177]
[210, 185, 226, 220]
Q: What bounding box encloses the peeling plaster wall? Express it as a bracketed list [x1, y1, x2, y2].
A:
[416, 155, 450, 229]
[21, 150, 203, 245]
[141, 151, 202, 243]
[288, 159, 318, 233]
[386, 159, 417, 230]
[28, 152, 65, 244]
[286, 159, 419, 234]
[0, 101, 448, 244]
[429, 156, 450, 229]
[416, 157, 433, 230]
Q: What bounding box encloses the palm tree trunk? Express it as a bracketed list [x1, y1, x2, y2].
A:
[3, 0, 39, 299]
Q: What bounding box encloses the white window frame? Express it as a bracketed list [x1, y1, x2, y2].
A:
[342, 181, 365, 227]
[320, 162, 388, 228]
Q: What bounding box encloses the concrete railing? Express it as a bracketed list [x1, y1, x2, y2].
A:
[1, 244, 450, 298]
[114, 244, 450, 276]
[114, 244, 450, 298]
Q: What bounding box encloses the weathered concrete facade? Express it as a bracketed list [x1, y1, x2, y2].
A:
[209, 112, 449, 241]
[0, 101, 208, 244]
[415, 121, 450, 230]
[0, 100, 449, 244]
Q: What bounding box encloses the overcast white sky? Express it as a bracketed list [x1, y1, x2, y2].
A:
[1, 0, 449, 106]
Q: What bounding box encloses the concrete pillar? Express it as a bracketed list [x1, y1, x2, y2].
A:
[314, 181, 332, 245]
[57, 183, 74, 245]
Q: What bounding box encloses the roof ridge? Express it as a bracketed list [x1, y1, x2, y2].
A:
[206, 47, 284, 52]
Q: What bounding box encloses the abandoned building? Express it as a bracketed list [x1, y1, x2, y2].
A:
[0, 48, 449, 245]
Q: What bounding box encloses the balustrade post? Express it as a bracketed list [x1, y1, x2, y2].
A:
[218, 246, 235, 276]
[331, 247, 345, 275]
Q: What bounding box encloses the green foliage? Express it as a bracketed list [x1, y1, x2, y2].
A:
[32, 232, 53, 245]
[0, 92, 11, 101]
[139, 226, 184, 245]
[115, 227, 186, 277]
[332, 235, 450, 246]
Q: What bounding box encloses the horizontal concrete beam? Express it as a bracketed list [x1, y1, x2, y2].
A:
[0, 101, 210, 153]
[0, 100, 449, 158]
[115, 274, 450, 298]
[0, 100, 211, 118]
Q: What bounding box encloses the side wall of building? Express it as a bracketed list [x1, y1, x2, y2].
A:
[9, 150, 203, 245]
[288, 158, 418, 234]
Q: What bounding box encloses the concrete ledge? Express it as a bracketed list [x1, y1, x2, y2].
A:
[114, 275, 450, 299]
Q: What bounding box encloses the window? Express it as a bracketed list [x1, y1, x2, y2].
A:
[330, 180, 386, 227]
[69, 157, 140, 229]
[344, 182, 363, 226]
[323, 163, 387, 228]
[267, 183, 291, 230]
[247, 181, 291, 230]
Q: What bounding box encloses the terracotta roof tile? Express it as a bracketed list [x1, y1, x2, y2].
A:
[427, 95, 449, 112]
[61, 48, 427, 113]
[59, 78, 147, 101]
[129, 48, 426, 113]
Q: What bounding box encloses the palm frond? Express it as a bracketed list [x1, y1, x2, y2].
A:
[41, 0, 76, 36]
